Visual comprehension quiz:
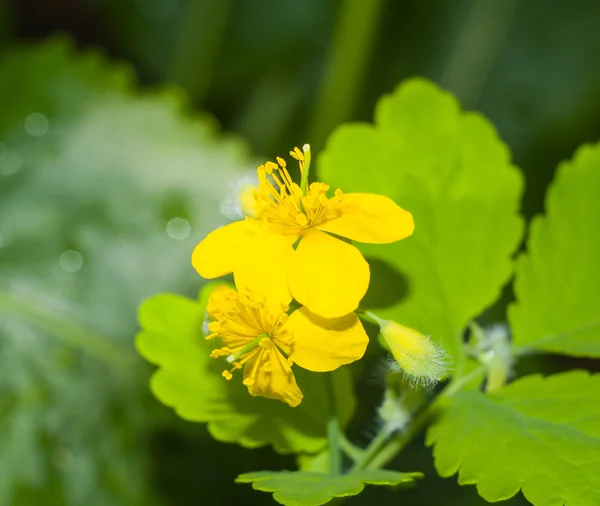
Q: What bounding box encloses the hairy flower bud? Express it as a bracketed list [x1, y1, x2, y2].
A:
[219, 173, 261, 219]
[379, 320, 448, 387]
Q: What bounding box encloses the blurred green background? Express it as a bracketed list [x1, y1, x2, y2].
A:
[1, 0, 599, 505]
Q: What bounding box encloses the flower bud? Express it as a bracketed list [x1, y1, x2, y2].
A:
[219, 173, 261, 219]
[379, 320, 447, 386]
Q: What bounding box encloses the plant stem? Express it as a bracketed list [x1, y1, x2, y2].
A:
[168, 0, 232, 104]
[0, 290, 137, 372]
[441, 0, 520, 107]
[339, 432, 364, 461]
[357, 310, 385, 327]
[308, 0, 384, 152]
[350, 425, 392, 471]
[326, 373, 342, 474]
[365, 365, 486, 470]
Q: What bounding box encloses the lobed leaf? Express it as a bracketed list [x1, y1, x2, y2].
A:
[236, 469, 422, 506]
[509, 142, 600, 357]
[319, 78, 524, 375]
[426, 371, 600, 506]
[136, 284, 357, 454]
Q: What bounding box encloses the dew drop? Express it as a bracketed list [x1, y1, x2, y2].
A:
[24, 113, 50, 137]
[166, 217, 191, 241]
[59, 250, 84, 273]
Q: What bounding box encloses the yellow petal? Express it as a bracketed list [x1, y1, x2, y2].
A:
[284, 308, 369, 372]
[319, 193, 414, 244]
[289, 229, 369, 318]
[192, 220, 256, 278]
[234, 231, 298, 310]
[243, 341, 303, 407]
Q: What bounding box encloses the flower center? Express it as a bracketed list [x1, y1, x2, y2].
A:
[252, 151, 344, 234]
[206, 288, 293, 380]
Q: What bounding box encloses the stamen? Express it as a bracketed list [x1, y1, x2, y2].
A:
[271, 171, 287, 191]
[290, 147, 303, 161]
[264, 161, 278, 175]
[246, 145, 344, 234]
[210, 347, 232, 358]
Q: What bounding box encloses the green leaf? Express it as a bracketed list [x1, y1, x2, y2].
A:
[136, 287, 357, 454]
[297, 449, 331, 473]
[509, 143, 600, 357]
[236, 469, 422, 506]
[319, 78, 524, 374]
[426, 371, 600, 506]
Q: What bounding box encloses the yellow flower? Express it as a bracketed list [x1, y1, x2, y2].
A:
[192, 145, 414, 318]
[206, 283, 369, 407]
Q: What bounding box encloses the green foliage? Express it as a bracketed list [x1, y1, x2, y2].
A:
[319, 78, 524, 374]
[3, 3, 600, 505]
[0, 38, 253, 505]
[426, 371, 600, 506]
[0, 320, 148, 506]
[236, 469, 422, 506]
[509, 143, 600, 357]
[136, 285, 357, 454]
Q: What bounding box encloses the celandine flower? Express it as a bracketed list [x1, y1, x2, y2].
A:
[193, 146, 414, 318]
[206, 284, 369, 407]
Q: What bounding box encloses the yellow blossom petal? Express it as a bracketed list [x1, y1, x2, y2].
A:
[243, 341, 303, 407]
[234, 231, 298, 310]
[284, 308, 369, 372]
[289, 229, 369, 318]
[319, 193, 414, 244]
[192, 220, 256, 278]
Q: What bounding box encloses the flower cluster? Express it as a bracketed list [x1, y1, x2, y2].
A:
[192, 145, 444, 406]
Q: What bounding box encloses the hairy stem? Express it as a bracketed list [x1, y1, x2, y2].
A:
[339, 432, 364, 461]
[365, 365, 486, 470]
[350, 425, 392, 471]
